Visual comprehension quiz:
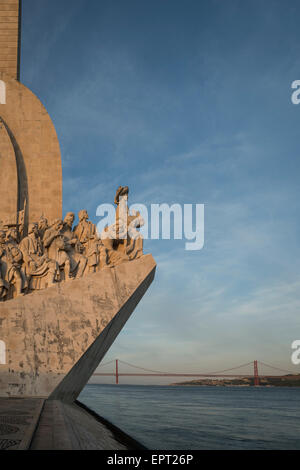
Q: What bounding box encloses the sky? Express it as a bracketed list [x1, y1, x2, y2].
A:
[20, 0, 300, 384]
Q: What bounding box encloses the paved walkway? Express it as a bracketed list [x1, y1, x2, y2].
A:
[0, 398, 140, 450]
[0, 398, 44, 450]
[30, 400, 129, 450]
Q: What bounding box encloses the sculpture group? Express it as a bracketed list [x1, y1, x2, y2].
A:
[0, 186, 144, 301]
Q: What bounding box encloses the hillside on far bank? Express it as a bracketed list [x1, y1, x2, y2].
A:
[170, 374, 300, 387]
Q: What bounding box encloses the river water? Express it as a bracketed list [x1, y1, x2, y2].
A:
[79, 384, 300, 450]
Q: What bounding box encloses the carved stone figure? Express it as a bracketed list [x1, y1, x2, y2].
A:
[73, 210, 97, 247]
[125, 211, 144, 260]
[114, 185, 129, 206]
[101, 186, 144, 265]
[0, 186, 144, 301]
[61, 212, 87, 277]
[115, 186, 130, 240]
[38, 216, 48, 242]
[0, 229, 25, 298]
[97, 239, 109, 271]
[73, 210, 104, 272]
[85, 238, 110, 273]
[19, 223, 58, 291]
[100, 186, 130, 265]
[44, 219, 78, 282]
[0, 261, 8, 300]
[0, 233, 9, 300]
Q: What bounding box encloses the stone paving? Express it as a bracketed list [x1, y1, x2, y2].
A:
[0, 398, 136, 450]
[0, 398, 44, 450]
[30, 400, 129, 450]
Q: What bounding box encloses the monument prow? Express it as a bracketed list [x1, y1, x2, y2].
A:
[0, 254, 156, 399]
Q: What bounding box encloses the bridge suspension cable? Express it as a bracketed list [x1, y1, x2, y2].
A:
[96, 359, 116, 368]
[206, 361, 254, 375]
[257, 361, 295, 375]
[117, 359, 170, 375]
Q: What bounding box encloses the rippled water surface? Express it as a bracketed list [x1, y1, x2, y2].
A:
[79, 384, 300, 450]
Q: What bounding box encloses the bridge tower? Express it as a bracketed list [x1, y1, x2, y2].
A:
[116, 359, 119, 385]
[254, 360, 260, 386]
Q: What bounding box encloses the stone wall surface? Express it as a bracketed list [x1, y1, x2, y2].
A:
[0, 119, 18, 225]
[0, 73, 62, 225]
[0, 254, 156, 398]
[0, 0, 20, 80]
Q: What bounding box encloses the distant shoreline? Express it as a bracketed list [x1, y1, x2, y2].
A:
[170, 374, 300, 387]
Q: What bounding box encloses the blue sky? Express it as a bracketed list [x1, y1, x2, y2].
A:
[21, 0, 300, 383]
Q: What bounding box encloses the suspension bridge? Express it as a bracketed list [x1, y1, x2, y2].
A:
[93, 359, 294, 386]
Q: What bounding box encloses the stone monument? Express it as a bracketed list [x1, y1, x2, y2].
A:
[0, 0, 156, 436]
